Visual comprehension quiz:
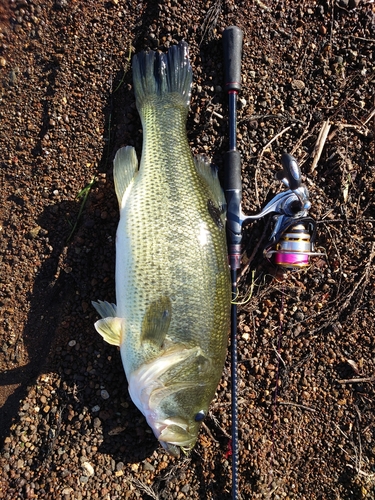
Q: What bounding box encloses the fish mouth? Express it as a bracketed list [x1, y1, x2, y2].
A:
[155, 418, 197, 457]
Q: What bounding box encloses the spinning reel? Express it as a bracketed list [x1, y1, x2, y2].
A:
[242, 153, 319, 270]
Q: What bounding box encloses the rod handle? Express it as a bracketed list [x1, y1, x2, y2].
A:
[224, 150, 242, 192]
[224, 150, 243, 244]
[223, 26, 243, 92]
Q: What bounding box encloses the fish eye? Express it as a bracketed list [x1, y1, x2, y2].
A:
[194, 410, 205, 422]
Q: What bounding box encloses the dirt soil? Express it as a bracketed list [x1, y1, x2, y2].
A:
[1, 0, 375, 499]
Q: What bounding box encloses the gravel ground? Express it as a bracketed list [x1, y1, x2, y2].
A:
[1, 1, 375, 499]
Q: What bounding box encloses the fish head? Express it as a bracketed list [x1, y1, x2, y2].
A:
[128, 346, 216, 456]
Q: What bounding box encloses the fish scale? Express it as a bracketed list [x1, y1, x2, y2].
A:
[93, 41, 231, 456]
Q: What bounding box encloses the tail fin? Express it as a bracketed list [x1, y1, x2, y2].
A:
[132, 41, 192, 111]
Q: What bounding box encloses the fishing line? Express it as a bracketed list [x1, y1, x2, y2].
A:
[231, 270, 255, 306]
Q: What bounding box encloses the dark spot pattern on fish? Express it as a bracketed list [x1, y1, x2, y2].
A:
[207, 199, 224, 230]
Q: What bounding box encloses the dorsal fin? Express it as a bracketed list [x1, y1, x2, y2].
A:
[194, 155, 226, 213]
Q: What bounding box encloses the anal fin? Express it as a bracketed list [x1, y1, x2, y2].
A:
[92, 300, 117, 319]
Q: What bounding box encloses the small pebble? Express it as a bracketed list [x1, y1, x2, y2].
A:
[100, 390, 110, 400]
[93, 418, 101, 429]
[238, 97, 247, 108]
[82, 462, 95, 477]
[142, 461, 155, 472]
[291, 79, 305, 90]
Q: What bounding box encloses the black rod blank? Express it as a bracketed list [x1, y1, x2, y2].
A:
[223, 25, 244, 500]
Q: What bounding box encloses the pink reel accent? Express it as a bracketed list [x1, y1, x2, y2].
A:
[275, 251, 309, 268]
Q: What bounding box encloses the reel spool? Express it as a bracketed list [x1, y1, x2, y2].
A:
[274, 224, 311, 268]
[264, 217, 318, 270]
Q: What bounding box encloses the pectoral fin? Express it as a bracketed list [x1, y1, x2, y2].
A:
[94, 317, 123, 346]
[141, 297, 172, 349]
[113, 146, 138, 208]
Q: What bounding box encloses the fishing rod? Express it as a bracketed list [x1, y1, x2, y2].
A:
[223, 26, 320, 500]
[223, 25, 243, 500]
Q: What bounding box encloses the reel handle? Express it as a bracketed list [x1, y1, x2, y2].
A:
[278, 153, 302, 191]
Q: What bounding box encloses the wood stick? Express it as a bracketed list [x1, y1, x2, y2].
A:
[310, 119, 331, 173]
[337, 376, 375, 385]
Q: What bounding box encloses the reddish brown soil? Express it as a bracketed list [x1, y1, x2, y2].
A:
[1, 1, 374, 499]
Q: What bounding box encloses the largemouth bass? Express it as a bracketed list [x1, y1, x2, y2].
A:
[92, 41, 231, 456]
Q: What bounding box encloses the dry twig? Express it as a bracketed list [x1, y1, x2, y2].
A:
[130, 478, 160, 500]
[309, 241, 375, 335]
[278, 401, 316, 412]
[337, 376, 375, 385]
[201, 421, 219, 443]
[200, 0, 222, 45]
[310, 119, 331, 173]
[339, 242, 375, 312]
